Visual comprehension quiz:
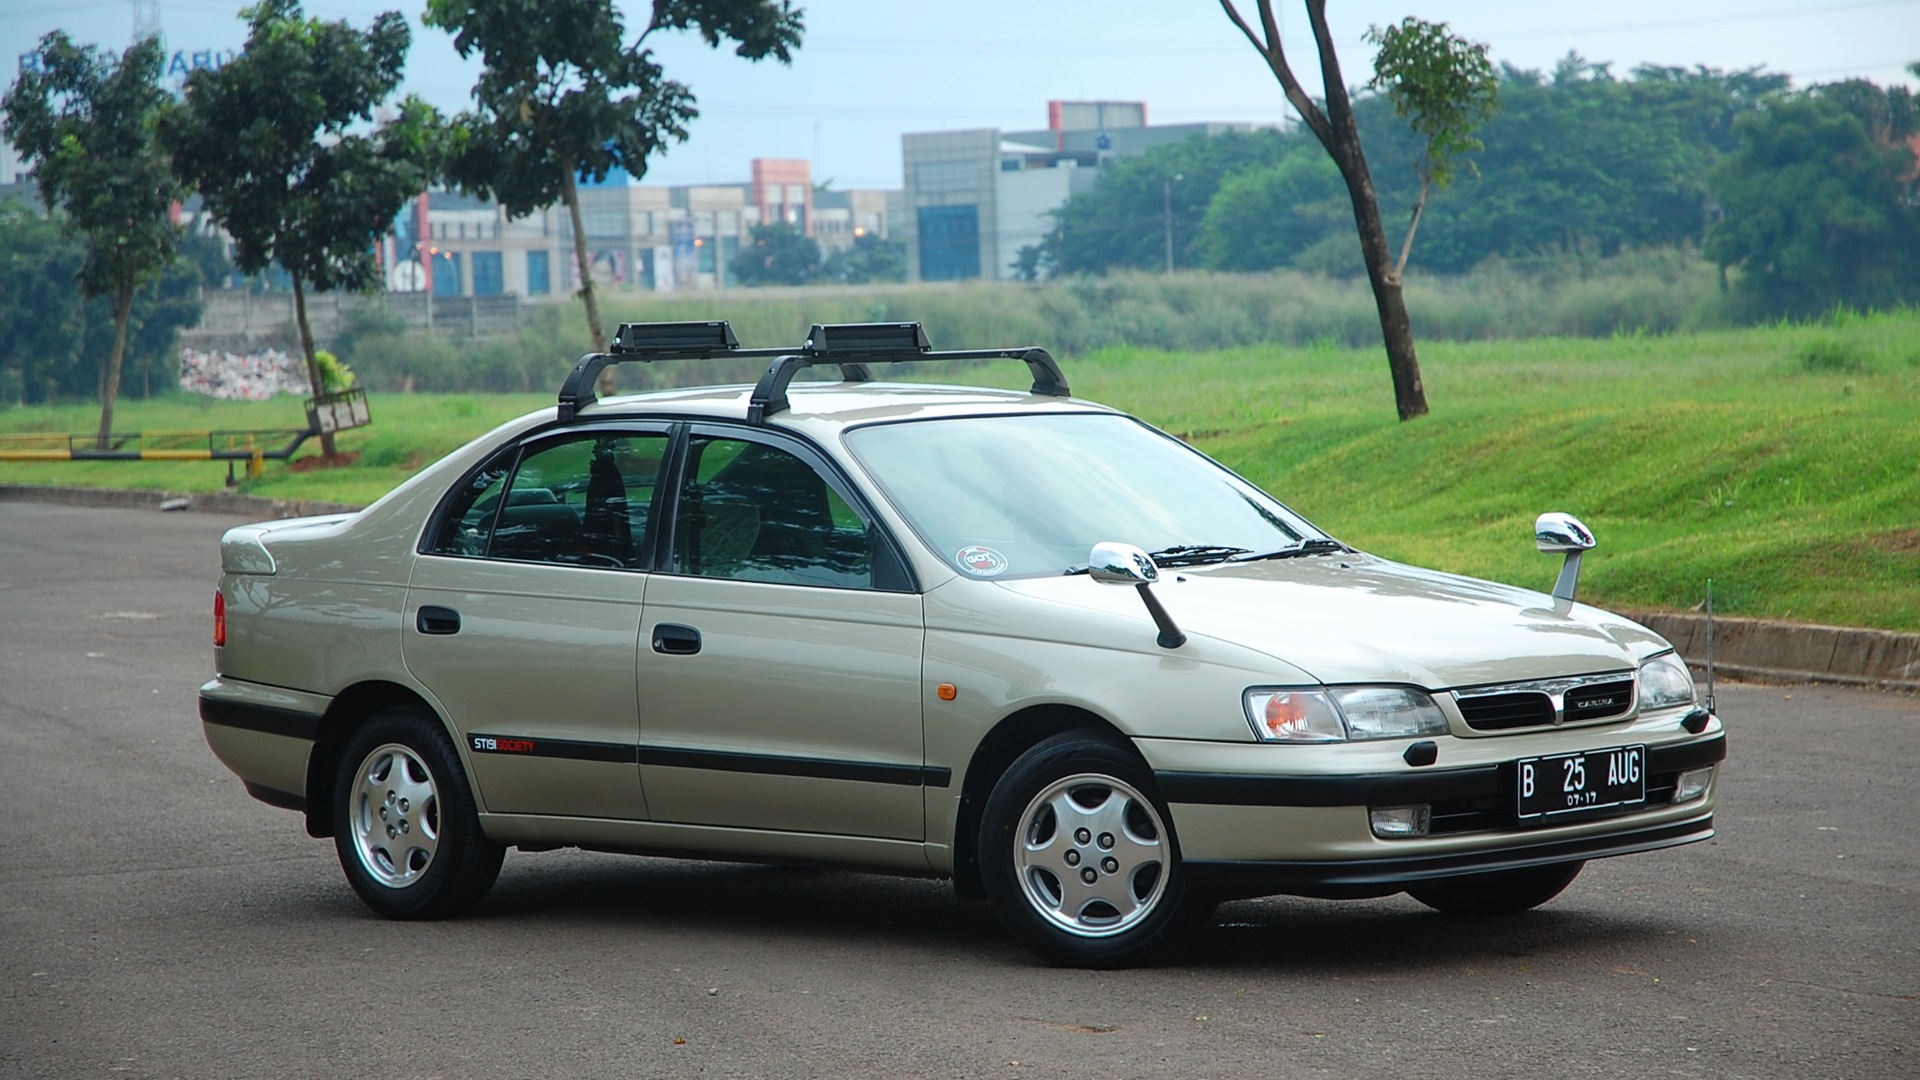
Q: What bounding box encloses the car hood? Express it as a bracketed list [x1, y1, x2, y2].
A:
[989, 553, 1670, 689]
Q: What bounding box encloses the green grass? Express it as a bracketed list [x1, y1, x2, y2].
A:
[4, 308, 1917, 629]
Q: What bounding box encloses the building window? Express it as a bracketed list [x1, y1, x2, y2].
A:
[471, 251, 504, 296]
[432, 252, 463, 297]
[917, 204, 980, 281]
[527, 250, 550, 295]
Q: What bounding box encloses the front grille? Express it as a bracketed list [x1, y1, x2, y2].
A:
[1457, 692, 1553, 730]
[1454, 672, 1637, 731]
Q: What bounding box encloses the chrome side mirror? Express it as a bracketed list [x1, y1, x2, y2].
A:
[1087, 541, 1185, 649]
[1534, 512, 1596, 602]
[1089, 541, 1160, 586]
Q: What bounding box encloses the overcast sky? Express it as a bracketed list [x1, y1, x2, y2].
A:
[5, 1, 1916, 190]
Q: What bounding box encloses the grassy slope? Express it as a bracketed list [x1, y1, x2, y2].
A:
[3, 311, 1915, 628]
[1071, 314, 1920, 630]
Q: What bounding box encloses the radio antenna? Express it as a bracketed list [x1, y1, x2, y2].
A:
[1704, 579, 1716, 714]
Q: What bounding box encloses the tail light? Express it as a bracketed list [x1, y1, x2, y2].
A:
[214, 589, 226, 647]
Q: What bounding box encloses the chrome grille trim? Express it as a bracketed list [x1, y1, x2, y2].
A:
[1452, 671, 1637, 730]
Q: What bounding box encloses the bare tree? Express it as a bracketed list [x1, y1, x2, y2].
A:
[1220, 2, 1496, 421]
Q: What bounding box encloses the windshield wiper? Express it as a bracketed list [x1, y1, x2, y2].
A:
[1144, 544, 1253, 567]
[1230, 538, 1347, 562]
[1064, 543, 1252, 575]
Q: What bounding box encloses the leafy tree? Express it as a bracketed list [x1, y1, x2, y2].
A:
[1397, 59, 1789, 271]
[729, 220, 821, 285]
[426, 0, 804, 355]
[0, 199, 84, 403]
[177, 228, 236, 290]
[1193, 151, 1352, 273]
[1364, 17, 1499, 278]
[0, 199, 205, 405]
[1219, 1, 1497, 420]
[1044, 129, 1292, 276]
[1050, 64, 1788, 281]
[3, 32, 182, 445]
[1705, 76, 1920, 317]
[820, 231, 905, 284]
[162, 0, 441, 455]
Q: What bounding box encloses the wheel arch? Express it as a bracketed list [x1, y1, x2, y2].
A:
[303, 680, 448, 839]
[949, 703, 1139, 901]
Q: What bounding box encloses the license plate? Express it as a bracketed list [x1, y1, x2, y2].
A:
[1516, 745, 1647, 821]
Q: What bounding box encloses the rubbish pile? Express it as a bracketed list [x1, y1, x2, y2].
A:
[178, 347, 309, 401]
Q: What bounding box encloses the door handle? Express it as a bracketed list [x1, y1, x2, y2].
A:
[417, 605, 461, 635]
[651, 623, 701, 655]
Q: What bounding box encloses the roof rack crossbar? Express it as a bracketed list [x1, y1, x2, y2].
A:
[558, 320, 1070, 425]
[747, 342, 1070, 425]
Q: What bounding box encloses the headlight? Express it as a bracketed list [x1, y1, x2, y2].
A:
[1332, 686, 1450, 739]
[1245, 686, 1449, 743]
[1639, 652, 1697, 711]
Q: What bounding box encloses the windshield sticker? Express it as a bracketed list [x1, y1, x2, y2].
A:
[956, 546, 1009, 577]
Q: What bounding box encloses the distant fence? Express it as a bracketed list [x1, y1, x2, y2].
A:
[181, 289, 530, 351]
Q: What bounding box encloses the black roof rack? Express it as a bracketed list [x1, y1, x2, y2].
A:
[556, 320, 1070, 425]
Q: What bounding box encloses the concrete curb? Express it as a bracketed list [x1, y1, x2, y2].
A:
[4, 485, 1915, 693]
[1625, 610, 1920, 694]
[0, 484, 361, 521]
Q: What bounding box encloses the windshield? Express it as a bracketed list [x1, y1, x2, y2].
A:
[844, 413, 1329, 579]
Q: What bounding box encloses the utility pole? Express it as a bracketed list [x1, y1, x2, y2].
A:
[1162, 172, 1183, 274]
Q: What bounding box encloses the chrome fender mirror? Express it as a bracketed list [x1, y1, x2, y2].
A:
[1534, 512, 1596, 602]
[1088, 541, 1186, 649]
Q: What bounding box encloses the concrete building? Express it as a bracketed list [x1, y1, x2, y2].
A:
[392, 159, 900, 298]
[901, 101, 1269, 282]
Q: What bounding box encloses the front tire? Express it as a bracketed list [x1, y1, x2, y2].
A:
[332, 707, 504, 919]
[1406, 861, 1584, 916]
[979, 731, 1199, 967]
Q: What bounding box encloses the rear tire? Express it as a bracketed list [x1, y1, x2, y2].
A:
[979, 731, 1201, 967]
[1406, 861, 1584, 916]
[332, 706, 504, 919]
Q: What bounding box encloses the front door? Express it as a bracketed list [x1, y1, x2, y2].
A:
[635, 427, 929, 840]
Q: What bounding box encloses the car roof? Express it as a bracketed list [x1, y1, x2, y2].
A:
[572, 379, 1118, 438]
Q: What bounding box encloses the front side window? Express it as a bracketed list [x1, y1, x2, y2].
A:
[845, 413, 1326, 579]
[427, 432, 667, 568]
[670, 435, 874, 589]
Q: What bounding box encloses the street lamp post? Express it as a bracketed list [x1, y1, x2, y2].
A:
[1163, 173, 1184, 274]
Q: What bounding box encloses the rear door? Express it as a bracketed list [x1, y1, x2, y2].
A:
[404, 425, 670, 821]
[634, 425, 932, 840]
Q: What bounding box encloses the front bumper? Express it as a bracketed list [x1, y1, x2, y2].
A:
[1185, 813, 1714, 900]
[1140, 721, 1725, 900]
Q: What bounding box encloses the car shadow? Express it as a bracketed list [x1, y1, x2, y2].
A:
[1185, 893, 1678, 972]
[450, 851, 1688, 970]
[475, 851, 1014, 954]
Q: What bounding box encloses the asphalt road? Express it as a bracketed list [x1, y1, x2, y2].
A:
[1, 499, 1914, 1079]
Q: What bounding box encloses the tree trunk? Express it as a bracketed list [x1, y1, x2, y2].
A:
[1303, 0, 1427, 421]
[1330, 141, 1426, 420]
[292, 274, 338, 457]
[95, 285, 134, 450]
[561, 169, 612, 392]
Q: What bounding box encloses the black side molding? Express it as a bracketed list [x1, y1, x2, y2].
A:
[639, 745, 952, 788]
[199, 696, 323, 742]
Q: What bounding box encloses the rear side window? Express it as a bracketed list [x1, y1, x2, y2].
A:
[427, 432, 667, 569]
